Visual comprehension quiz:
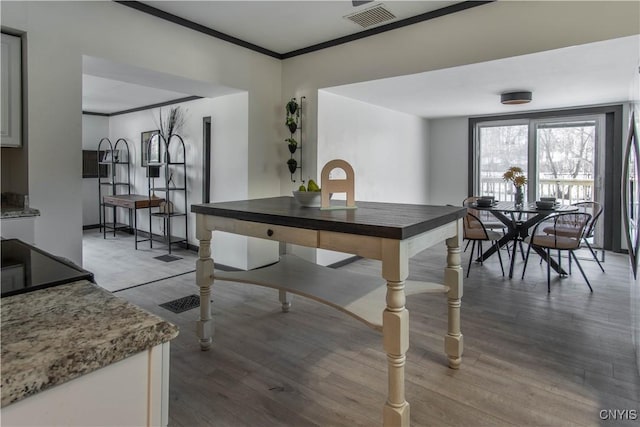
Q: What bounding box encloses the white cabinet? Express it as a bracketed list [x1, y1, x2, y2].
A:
[1, 32, 22, 148]
[1, 342, 171, 427]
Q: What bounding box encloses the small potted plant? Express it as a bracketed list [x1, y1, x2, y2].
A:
[287, 158, 297, 174]
[285, 137, 298, 153]
[286, 98, 299, 115]
[286, 116, 298, 134]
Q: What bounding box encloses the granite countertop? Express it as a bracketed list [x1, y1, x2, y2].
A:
[0, 280, 179, 407]
[1, 206, 40, 218]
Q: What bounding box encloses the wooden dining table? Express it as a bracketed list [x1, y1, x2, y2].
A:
[192, 196, 466, 426]
[466, 201, 578, 278]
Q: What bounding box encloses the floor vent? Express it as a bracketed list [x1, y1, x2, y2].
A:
[160, 294, 200, 313]
[155, 254, 182, 262]
[344, 4, 396, 28]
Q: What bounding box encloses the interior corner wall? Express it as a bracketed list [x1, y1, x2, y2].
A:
[2, 1, 282, 266]
[314, 90, 429, 266]
[82, 115, 109, 227]
[427, 117, 469, 206]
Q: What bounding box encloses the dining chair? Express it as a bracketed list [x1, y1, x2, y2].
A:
[521, 212, 593, 293]
[463, 211, 505, 278]
[462, 196, 508, 252]
[540, 201, 604, 272]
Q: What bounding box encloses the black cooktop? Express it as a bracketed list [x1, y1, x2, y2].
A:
[1, 239, 94, 297]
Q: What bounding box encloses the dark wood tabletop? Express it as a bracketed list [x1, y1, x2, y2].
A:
[191, 196, 466, 240]
[469, 201, 578, 214]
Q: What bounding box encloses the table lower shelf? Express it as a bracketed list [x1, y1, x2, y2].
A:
[213, 254, 448, 331]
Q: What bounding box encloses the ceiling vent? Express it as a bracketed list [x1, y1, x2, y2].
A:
[344, 4, 396, 28]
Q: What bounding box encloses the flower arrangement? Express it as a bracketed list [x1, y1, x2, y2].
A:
[503, 166, 527, 188]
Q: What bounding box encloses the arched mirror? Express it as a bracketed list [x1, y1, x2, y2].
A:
[623, 110, 640, 278]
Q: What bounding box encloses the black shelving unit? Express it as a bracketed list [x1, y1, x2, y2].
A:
[146, 134, 188, 254]
[97, 137, 131, 238]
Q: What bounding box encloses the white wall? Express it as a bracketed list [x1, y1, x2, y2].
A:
[1, 1, 282, 265]
[314, 91, 429, 265]
[427, 117, 469, 206]
[317, 91, 429, 203]
[82, 115, 109, 226]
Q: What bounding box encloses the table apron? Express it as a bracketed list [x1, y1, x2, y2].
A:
[199, 215, 460, 261]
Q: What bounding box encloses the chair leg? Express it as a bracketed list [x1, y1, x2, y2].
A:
[557, 250, 562, 276]
[521, 242, 533, 280]
[570, 250, 593, 292]
[519, 241, 526, 260]
[464, 239, 471, 253]
[479, 241, 483, 265]
[547, 248, 551, 293]
[569, 251, 572, 275]
[495, 240, 504, 276]
[467, 240, 476, 278]
[584, 239, 605, 272]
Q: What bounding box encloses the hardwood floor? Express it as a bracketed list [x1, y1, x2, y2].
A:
[84, 230, 639, 426]
[83, 228, 198, 292]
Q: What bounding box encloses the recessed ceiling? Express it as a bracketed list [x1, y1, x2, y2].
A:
[136, 1, 462, 54]
[324, 35, 640, 119]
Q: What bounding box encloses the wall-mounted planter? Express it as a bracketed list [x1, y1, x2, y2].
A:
[286, 137, 297, 154]
[284, 96, 304, 182]
[286, 118, 297, 134]
[286, 98, 299, 115]
[287, 158, 297, 174]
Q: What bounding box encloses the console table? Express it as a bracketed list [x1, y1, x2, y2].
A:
[191, 196, 466, 426]
[102, 194, 164, 249]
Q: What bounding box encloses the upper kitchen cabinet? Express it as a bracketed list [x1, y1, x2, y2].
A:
[1, 32, 22, 148]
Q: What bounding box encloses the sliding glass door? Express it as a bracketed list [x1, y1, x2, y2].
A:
[534, 118, 602, 206]
[475, 114, 605, 245]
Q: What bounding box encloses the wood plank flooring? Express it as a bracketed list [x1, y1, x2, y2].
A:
[84, 230, 640, 426]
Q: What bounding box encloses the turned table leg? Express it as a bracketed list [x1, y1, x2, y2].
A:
[445, 222, 464, 369]
[196, 214, 214, 351]
[381, 240, 410, 427]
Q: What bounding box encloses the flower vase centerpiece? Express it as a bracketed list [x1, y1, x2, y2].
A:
[503, 166, 527, 208]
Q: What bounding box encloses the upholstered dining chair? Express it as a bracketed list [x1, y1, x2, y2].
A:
[462, 196, 508, 252]
[541, 201, 604, 272]
[462, 197, 506, 231]
[521, 212, 593, 293]
[463, 212, 505, 278]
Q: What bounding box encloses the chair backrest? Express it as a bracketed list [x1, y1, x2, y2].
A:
[463, 212, 489, 240]
[462, 196, 481, 217]
[572, 201, 602, 238]
[531, 212, 592, 250]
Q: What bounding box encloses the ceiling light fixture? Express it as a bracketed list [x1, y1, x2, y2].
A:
[500, 91, 532, 105]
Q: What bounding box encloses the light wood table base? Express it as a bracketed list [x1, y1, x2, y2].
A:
[191, 198, 465, 426]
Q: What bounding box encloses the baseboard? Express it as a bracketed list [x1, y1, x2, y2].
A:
[82, 224, 101, 230]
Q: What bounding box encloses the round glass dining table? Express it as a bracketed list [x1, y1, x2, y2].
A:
[465, 201, 579, 278]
